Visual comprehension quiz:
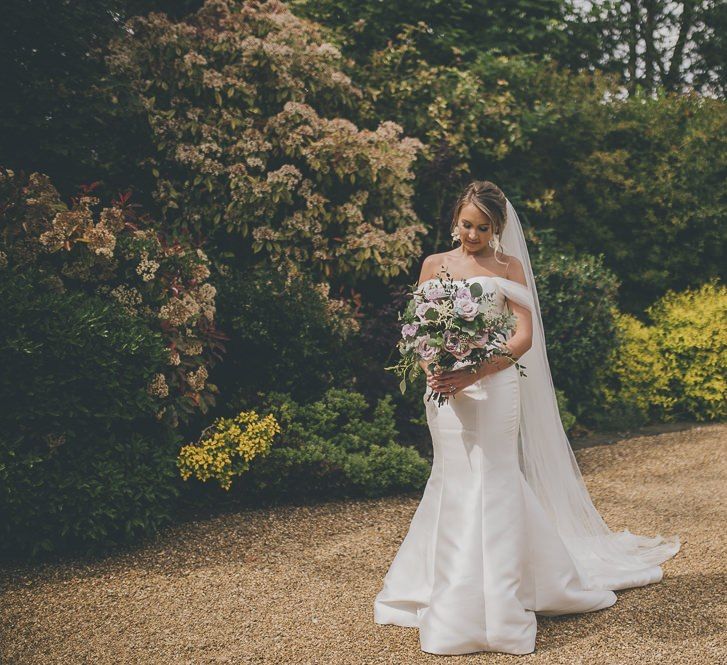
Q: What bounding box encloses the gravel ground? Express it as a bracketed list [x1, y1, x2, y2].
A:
[1, 423, 725, 665]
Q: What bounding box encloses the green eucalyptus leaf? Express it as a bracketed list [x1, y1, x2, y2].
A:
[469, 282, 483, 297]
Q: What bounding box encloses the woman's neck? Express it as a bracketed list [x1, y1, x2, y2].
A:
[457, 245, 495, 260]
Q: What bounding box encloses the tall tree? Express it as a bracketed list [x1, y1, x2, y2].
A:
[562, 1, 724, 97]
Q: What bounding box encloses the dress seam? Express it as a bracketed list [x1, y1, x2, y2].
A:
[519, 381, 537, 612]
[427, 412, 445, 621]
[479, 391, 488, 644]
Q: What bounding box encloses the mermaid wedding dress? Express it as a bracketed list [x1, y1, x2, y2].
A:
[373, 200, 681, 656]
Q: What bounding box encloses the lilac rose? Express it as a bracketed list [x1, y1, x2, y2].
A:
[423, 284, 447, 301]
[416, 336, 438, 361]
[401, 322, 419, 338]
[416, 301, 436, 321]
[442, 329, 460, 352]
[443, 329, 474, 360]
[453, 297, 479, 320]
[470, 329, 492, 348]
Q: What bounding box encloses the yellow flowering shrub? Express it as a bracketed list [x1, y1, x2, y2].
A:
[599, 309, 677, 420]
[599, 280, 726, 423]
[177, 410, 281, 490]
[646, 280, 726, 421]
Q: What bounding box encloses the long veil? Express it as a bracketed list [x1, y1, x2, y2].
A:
[500, 197, 681, 591]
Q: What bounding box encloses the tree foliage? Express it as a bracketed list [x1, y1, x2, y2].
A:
[548, 90, 726, 311]
[0, 1, 205, 196]
[289, 0, 570, 66]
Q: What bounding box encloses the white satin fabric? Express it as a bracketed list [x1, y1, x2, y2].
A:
[374, 276, 620, 655]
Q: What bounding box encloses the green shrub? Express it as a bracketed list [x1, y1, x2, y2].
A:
[1, 428, 182, 559]
[0, 268, 182, 558]
[595, 280, 726, 426]
[548, 92, 726, 312]
[211, 387, 431, 503]
[554, 387, 577, 434]
[0, 167, 224, 429]
[529, 228, 621, 423]
[211, 261, 358, 409]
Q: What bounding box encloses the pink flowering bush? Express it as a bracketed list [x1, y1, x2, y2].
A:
[106, 0, 426, 283]
[0, 167, 226, 428]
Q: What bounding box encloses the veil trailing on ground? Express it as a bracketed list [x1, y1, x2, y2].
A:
[499, 197, 681, 591]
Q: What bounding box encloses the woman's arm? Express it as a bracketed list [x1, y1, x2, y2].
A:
[476, 258, 533, 379]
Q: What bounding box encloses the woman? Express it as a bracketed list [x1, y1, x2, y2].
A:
[373, 181, 681, 656]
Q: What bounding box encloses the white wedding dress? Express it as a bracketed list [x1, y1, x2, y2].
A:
[373, 274, 680, 655]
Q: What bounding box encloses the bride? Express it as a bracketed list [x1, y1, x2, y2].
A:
[373, 180, 681, 655]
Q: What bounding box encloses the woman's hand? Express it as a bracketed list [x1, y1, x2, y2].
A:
[427, 366, 482, 397]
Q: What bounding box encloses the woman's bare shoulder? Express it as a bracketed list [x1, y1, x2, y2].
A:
[502, 254, 523, 270]
[492, 252, 516, 265]
[502, 255, 527, 285]
[418, 251, 451, 284]
[421, 250, 452, 265]
[424, 251, 458, 269]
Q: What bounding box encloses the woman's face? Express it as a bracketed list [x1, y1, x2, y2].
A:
[454, 202, 495, 252]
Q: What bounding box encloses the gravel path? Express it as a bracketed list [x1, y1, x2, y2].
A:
[1, 423, 725, 664]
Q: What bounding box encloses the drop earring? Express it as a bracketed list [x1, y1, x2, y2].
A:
[451, 229, 460, 246]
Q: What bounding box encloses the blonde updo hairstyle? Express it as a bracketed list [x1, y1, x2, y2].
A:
[450, 180, 508, 266]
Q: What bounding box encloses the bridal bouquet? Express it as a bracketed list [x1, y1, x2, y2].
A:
[386, 273, 525, 406]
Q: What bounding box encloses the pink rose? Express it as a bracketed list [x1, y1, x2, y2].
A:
[415, 301, 435, 320]
[423, 284, 447, 301]
[416, 337, 437, 361]
[454, 298, 479, 320]
[443, 329, 460, 353]
[444, 329, 474, 360]
[470, 330, 491, 348]
[401, 323, 419, 338]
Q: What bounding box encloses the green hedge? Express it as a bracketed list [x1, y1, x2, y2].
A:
[529, 229, 621, 424]
[594, 280, 727, 427]
[0, 268, 182, 558]
[211, 262, 357, 410]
